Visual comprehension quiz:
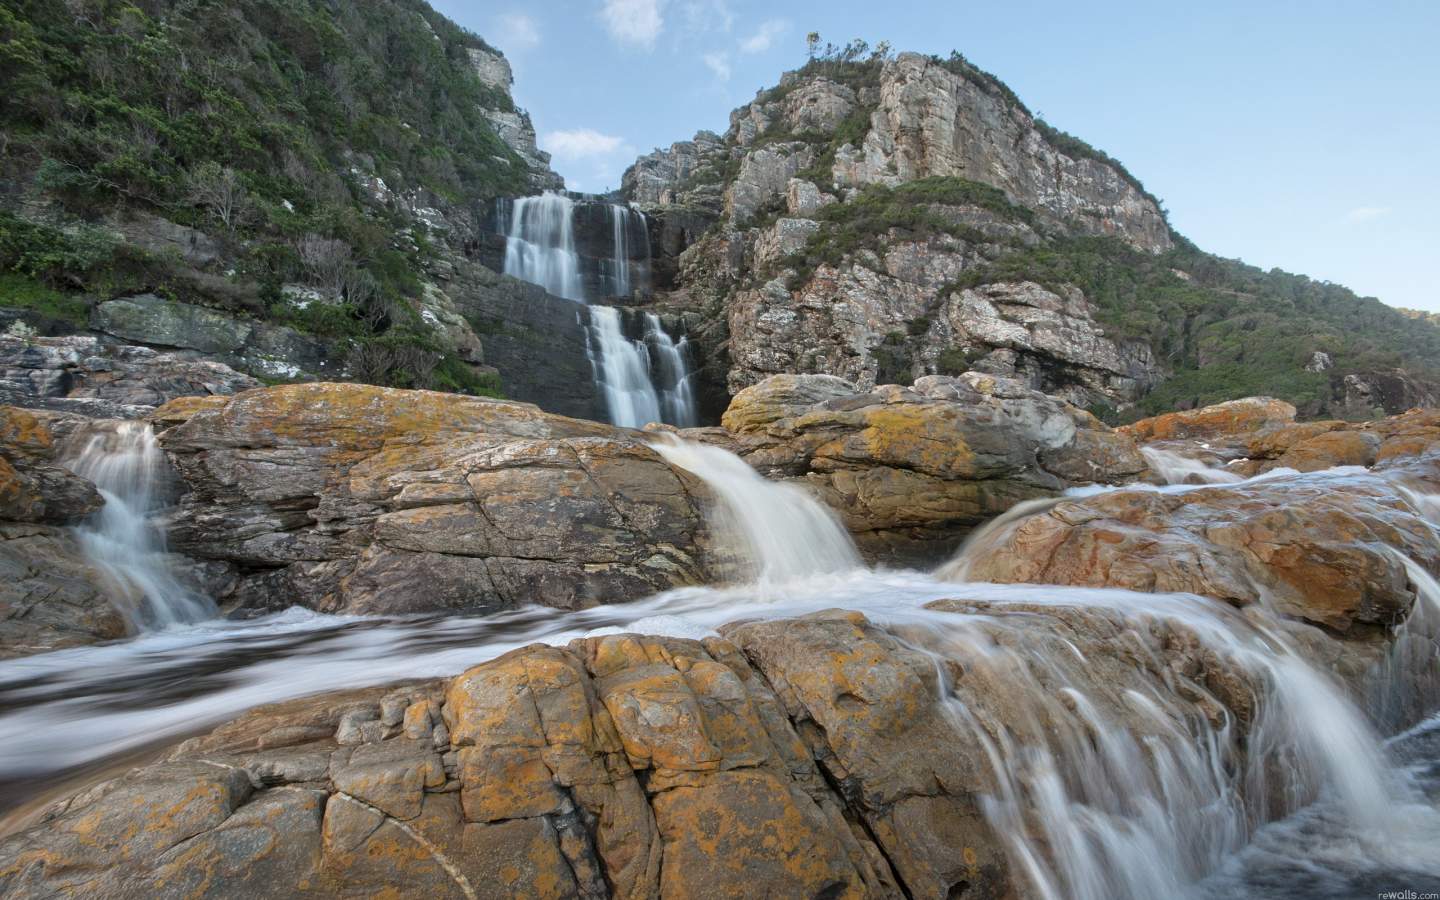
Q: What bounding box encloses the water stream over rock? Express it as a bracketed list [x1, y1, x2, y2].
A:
[2, 438, 1438, 897]
[58, 421, 214, 630]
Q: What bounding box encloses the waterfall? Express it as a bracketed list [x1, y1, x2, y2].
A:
[588, 306, 662, 429]
[649, 435, 862, 580]
[502, 192, 584, 301]
[503, 191, 693, 429]
[59, 421, 215, 630]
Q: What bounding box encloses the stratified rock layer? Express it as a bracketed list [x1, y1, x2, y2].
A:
[155, 383, 715, 616]
[0, 406, 125, 658]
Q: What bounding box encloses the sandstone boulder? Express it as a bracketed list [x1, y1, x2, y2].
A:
[1119, 397, 1297, 443]
[155, 383, 716, 616]
[3, 598, 1308, 900]
[947, 466, 1440, 633]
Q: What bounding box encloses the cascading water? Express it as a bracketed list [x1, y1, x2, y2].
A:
[589, 305, 663, 429]
[650, 435, 860, 580]
[501, 192, 584, 301]
[1140, 446, 1245, 485]
[502, 191, 695, 429]
[59, 422, 215, 630]
[645, 313, 697, 427]
[3, 442, 1438, 895]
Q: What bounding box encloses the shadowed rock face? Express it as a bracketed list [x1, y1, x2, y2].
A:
[154, 383, 715, 617]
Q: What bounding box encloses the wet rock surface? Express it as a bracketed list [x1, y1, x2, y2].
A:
[0, 595, 1313, 900]
[155, 382, 715, 617]
[952, 453, 1440, 634]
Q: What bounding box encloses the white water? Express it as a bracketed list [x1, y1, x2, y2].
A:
[588, 305, 663, 429]
[646, 313, 698, 427]
[502, 192, 584, 301]
[503, 191, 695, 429]
[650, 435, 861, 580]
[58, 422, 214, 630]
[1141, 446, 1245, 485]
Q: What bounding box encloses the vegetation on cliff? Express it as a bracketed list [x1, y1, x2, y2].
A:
[0, 0, 532, 392]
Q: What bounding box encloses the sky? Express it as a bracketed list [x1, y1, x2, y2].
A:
[426, 0, 1440, 313]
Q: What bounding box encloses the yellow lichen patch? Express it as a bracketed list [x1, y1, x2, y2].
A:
[0, 405, 54, 459]
[814, 406, 980, 479]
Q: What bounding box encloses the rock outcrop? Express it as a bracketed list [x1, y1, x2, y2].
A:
[154, 383, 715, 616]
[678, 372, 1150, 564]
[1, 333, 264, 418]
[948, 466, 1440, 634]
[619, 54, 1173, 416]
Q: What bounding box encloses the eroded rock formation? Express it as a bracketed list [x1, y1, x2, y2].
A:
[153, 383, 715, 616]
[2, 602, 1294, 900]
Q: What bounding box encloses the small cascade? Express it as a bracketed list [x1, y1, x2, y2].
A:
[1140, 446, 1245, 485]
[644, 313, 697, 428]
[649, 435, 861, 580]
[502, 191, 692, 429]
[60, 422, 214, 630]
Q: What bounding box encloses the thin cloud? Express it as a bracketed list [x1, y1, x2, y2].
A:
[495, 14, 540, 50]
[739, 19, 788, 53]
[703, 52, 731, 80]
[1336, 206, 1391, 225]
[542, 128, 630, 160]
[601, 0, 668, 47]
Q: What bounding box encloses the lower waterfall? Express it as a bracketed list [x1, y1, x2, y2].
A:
[2, 442, 1438, 897]
[503, 190, 696, 429]
[59, 421, 214, 630]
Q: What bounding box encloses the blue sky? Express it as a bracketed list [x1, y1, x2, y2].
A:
[427, 0, 1440, 313]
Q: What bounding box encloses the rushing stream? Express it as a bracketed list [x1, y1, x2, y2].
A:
[1, 437, 1438, 898]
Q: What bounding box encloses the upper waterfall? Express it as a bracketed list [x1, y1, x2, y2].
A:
[500, 190, 696, 429]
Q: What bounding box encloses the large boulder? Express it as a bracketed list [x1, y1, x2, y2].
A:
[946, 466, 1440, 634]
[155, 383, 715, 616]
[1119, 397, 1297, 443]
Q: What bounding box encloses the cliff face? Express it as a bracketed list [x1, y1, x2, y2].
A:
[623, 52, 1440, 422]
[623, 53, 1174, 415]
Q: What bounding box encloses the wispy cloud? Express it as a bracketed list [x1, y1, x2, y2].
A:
[739, 19, 788, 53]
[542, 128, 630, 160]
[495, 14, 540, 51]
[1336, 206, 1391, 225]
[703, 52, 731, 80]
[601, 0, 668, 48]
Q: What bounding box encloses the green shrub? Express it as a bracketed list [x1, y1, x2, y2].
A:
[0, 272, 92, 327]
